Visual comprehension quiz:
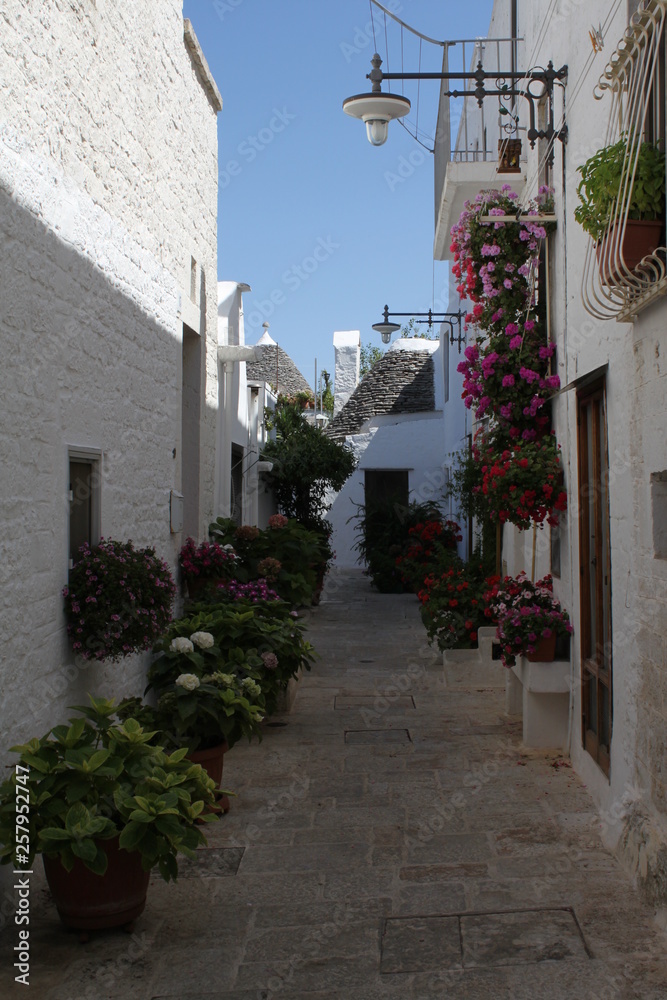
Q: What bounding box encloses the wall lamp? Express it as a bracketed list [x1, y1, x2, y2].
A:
[373, 305, 466, 351]
[343, 53, 568, 160]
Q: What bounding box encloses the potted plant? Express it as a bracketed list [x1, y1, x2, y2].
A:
[574, 137, 666, 279]
[62, 538, 176, 662]
[178, 537, 238, 600]
[0, 697, 218, 931]
[490, 572, 573, 665]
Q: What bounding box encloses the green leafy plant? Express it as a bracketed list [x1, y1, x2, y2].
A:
[62, 539, 175, 662]
[261, 398, 356, 534]
[208, 515, 329, 606]
[575, 138, 666, 241]
[0, 697, 217, 880]
[149, 605, 316, 719]
[352, 499, 445, 593]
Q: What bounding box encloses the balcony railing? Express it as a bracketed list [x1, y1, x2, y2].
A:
[581, 0, 667, 321]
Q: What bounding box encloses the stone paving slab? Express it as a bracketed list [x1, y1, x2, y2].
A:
[3, 569, 667, 1000]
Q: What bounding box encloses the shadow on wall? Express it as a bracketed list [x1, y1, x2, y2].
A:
[0, 184, 219, 763]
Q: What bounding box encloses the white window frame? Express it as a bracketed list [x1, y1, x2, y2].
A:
[68, 447, 102, 570]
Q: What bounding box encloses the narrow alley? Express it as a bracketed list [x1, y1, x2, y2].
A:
[9, 570, 666, 999]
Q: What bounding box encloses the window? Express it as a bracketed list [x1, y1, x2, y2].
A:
[68, 450, 101, 567]
[577, 381, 612, 776]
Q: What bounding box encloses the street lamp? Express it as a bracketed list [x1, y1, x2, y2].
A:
[343, 53, 568, 159]
[373, 305, 466, 351]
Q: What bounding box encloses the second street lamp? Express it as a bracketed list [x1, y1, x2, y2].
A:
[372, 305, 466, 351]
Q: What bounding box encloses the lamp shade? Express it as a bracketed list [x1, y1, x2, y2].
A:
[342, 92, 411, 146]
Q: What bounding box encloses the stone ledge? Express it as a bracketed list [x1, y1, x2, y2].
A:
[183, 19, 223, 112]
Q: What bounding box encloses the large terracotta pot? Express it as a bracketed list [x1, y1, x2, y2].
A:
[597, 219, 664, 284]
[43, 836, 150, 932]
[525, 632, 557, 663]
[187, 741, 230, 813]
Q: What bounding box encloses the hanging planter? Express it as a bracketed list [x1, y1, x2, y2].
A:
[596, 219, 665, 285]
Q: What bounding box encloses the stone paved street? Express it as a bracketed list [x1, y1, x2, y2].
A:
[4, 570, 667, 999]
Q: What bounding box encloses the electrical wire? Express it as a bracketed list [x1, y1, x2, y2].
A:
[369, 0, 446, 46]
[369, 0, 377, 52]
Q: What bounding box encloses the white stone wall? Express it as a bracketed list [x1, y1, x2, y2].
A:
[327, 341, 452, 566]
[333, 330, 361, 415]
[0, 0, 219, 762]
[483, 0, 667, 903]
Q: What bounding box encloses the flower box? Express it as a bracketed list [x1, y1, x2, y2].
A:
[506, 655, 571, 750]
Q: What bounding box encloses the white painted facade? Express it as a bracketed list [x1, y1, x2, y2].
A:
[439, 0, 667, 907]
[328, 337, 465, 567]
[0, 0, 220, 778]
[216, 283, 277, 528]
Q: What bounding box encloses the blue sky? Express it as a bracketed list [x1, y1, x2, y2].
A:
[183, 0, 495, 387]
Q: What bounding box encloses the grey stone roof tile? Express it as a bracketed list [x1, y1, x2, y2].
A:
[326, 350, 435, 440]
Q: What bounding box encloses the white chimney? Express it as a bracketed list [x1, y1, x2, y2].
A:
[333, 330, 360, 416]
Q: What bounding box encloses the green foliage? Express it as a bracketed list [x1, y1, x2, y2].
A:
[319, 369, 335, 417]
[575, 138, 666, 241]
[261, 399, 356, 534]
[148, 603, 316, 719]
[359, 342, 385, 377]
[0, 697, 217, 880]
[352, 499, 445, 593]
[208, 515, 329, 606]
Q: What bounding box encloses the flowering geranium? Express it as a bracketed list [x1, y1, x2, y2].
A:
[178, 537, 237, 581]
[473, 432, 567, 530]
[62, 538, 175, 662]
[488, 572, 573, 666]
[396, 517, 463, 592]
[418, 562, 500, 650]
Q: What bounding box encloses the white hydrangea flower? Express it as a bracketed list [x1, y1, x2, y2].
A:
[190, 631, 214, 649]
[170, 636, 194, 654]
[175, 673, 200, 691]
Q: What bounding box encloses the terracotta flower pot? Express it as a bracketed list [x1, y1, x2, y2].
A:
[43, 836, 150, 932]
[596, 219, 664, 284]
[187, 741, 230, 813]
[525, 632, 557, 662]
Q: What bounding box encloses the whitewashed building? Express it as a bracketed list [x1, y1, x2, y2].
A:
[216, 286, 280, 528]
[326, 334, 466, 566]
[433, 0, 667, 907]
[0, 2, 221, 760]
